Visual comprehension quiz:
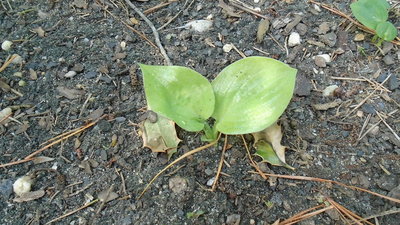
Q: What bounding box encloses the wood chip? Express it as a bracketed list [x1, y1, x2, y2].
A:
[312, 99, 342, 110]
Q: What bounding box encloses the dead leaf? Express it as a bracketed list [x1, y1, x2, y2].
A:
[98, 189, 118, 203]
[72, 0, 88, 9]
[0, 79, 11, 92]
[15, 121, 30, 134]
[252, 122, 287, 163]
[87, 108, 104, 120]
[218, 0, 241, 18]
[32, 156, 55, 164]
[254, 140, 294, 170]
[0, 107, 12, 123]
[13, 190, 45, 203]
[29, 68, 38, 80]
[257, 19, 270, 43]
[138, 114, 181, 156]
[57, 86, 85, 99]
[312, 99, 342, 111]
[32, 27, 45, 37]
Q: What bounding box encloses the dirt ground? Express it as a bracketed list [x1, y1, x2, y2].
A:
[1, 0, 400, 224]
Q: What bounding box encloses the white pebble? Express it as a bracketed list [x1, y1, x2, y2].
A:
[288, 32, 301, 47]
[13, 175, 34, 196]
[1, 40, 13, 51]
[120, 41, 126, 50]
[314, 4, 321, 12]
[206, 177, 215, 186]
[223, 44, 233, 53]
[64, 71, 77, 78]
[317, 54, 331, 63]
[182, 20, 213, 33]
[322, 85, 338, 97]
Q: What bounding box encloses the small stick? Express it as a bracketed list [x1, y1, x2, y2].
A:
[280, 204, 334, 225]
[247, 171, 400, 204]
[138, 135, 221, 199]
[78, 93, 92, 119]
[327, 198, 372, 225]
[124, 0, 172, 65]
[268, 33, 285, 52]
[211, 134, 228, 191]
[358, 209, 400, 222]
[231, 43, 247, 58]
[0, 157, 36, 168]
[68, 182, 94, 197]
[229, 1, 269, 20]
[330, 77, 365, 82]
[144, 1, 175, 15]
[0, 54, 17, 73]
[45, 199, 99, 224]
[357, 114, 371, 140]
[376, 111, 400, 142]
[241, 135, 269, 180]
[157, 0, 193, 31]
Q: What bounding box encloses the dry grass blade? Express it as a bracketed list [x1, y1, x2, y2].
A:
[138, 135, 221, 199]
[241, 135, 269, 180]
[327, 198, 374, 225]
[248, 172, 400, 204]
[0, 157, 36, 168]
[0, 54, 17, 73]
[280, 204, 334, 225]
[211, 134, 228, 191]
[45, 199, 99, 224]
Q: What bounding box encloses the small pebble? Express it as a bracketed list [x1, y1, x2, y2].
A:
[317, 22, 330, 34]
[226, 214, 241, 225]
[382, 55, 395, 65]
[354, 33, 365, 41]
[13, 72, 23, 78]
[314, 54, 330, 68]
[322, 85, 338, 97]
[320, 32, 337, 47]
[206, 177, 215, 186]
[64, 71, 77, 78]
[11, 54, 23, 64]
[296, 23, 308, 35]
[1, 40, 13, 51]
[223, 44, 233, 52]
[18, 80, 26, 87]
[168, 176, 187, 193]
[0, 179, 13, 199]
[288, 32, 301, 47]
[244, 49, 253, 56]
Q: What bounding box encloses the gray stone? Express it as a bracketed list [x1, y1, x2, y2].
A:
[295, 74, 312, 96]
[376, 175, 398, 191]
[320, 32, 337, 47]
[0, 179, 13, 199]
[226, 214, 241, 225]
[317, 22, 330, 34]
[383, 55, 395, 65]
[388, 74, 399, 90]
[296, 23, 308, 36]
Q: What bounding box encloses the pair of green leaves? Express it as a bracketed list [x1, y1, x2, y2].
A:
[350, 0, 398, 41]
[140, 56, 297, 135]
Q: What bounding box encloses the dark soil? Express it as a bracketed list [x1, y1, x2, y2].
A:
[1, 0, 399, 224]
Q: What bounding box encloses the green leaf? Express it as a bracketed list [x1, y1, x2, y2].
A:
[211, 56, 297, 134]
[376, 21, 398, 41]
[254, 140, 294, 170]
[350, 0, 389, 29]
[140, 64, 215, 132]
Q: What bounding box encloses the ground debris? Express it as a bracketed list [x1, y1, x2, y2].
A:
[312, 99, 342, 111]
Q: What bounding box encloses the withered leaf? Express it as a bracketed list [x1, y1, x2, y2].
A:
[252, 122, 293, 169]
[13, 190, 45, 203]
[138, 114, 180, 156]
[257, 19, 270, 43]
[57, 86, 85, 99]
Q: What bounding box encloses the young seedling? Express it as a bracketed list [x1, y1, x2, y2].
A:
[138, 56, 297, 197]
[350, 0, 398, 45]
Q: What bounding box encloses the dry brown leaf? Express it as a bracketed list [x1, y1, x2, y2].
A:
[312, 99, 342, 111]
[32, 27, 45, 37]
[257, 19, 270, 43]
[13, 190, 45, 203]
[57, 86, 85, 99]
[138, 114, 180, 154]
[252, 122, 287, 163]
[218, 0, 241, 18]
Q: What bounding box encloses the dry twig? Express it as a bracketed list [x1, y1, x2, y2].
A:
[211, 134, 228, 191]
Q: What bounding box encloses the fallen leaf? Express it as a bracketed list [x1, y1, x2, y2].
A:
[32, 156, 55, 164]
[98, 189, 118, 203]
[218, 0, 241, 18]
[57, 86, 85, 99]
[252, 122, 287, 163]
[15, 121, 30, 135]
[87, 108, 104, 120]
[138, 114, 181, 157]
[254, 140, 294, 170]
[0, 107, 12, 123]
[32, 27, 45, 37]
[312, 99, 342, 111]
[257, 19, 270, 43]
[13, 190, 45, 203]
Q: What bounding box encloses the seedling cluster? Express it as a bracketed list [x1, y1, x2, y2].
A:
[350, 0, 398, 43]
[140, 56, 297, 139]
